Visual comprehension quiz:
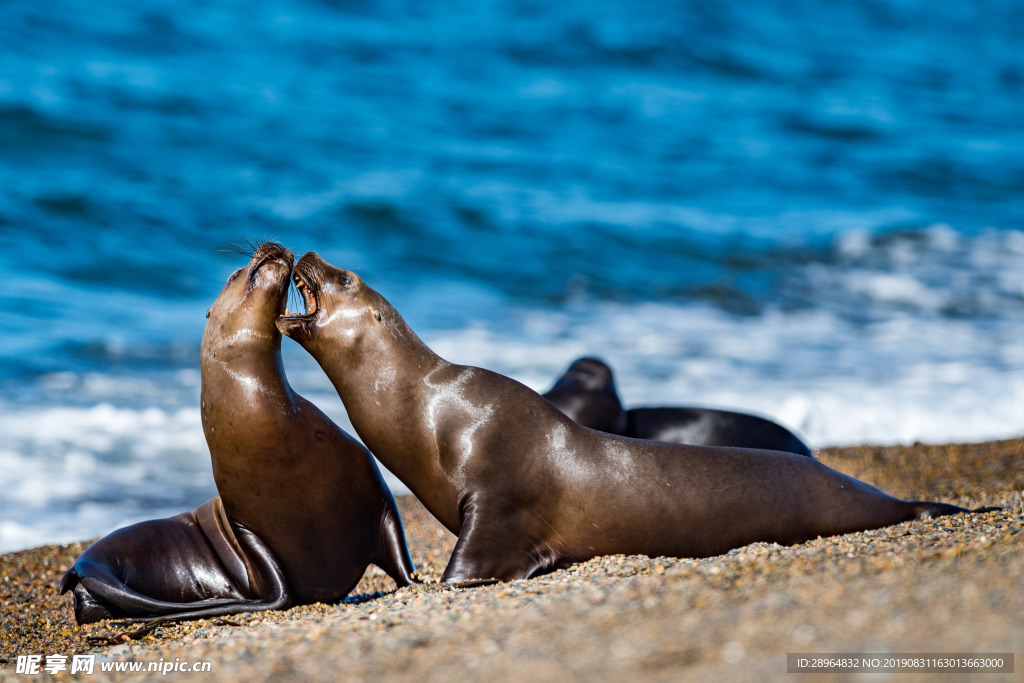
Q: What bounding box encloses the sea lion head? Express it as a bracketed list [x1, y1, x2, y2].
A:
[202, 240, 294, 357]
[556, 357, 616, 392]
[276, 251, 394, 361]
[544, 357, 627, 435]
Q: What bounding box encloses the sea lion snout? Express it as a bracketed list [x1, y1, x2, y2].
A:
[249, 242, 295, 287]
[278, 252, 371, 341]
[277, 252, 326, 338]
[564, 357, 614, 391]
[251, 241, 294, 267]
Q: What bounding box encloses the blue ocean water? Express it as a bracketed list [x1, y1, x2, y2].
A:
[2, 0, 1023, 551]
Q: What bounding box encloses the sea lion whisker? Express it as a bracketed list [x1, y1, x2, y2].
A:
[218, 247, 255, 258]
[242, 237, 264, 254]
[286, 284, 304, 318]
[221, 238, 263, 259]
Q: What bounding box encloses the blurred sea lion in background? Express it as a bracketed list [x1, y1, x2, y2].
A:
[543, 357, 812, 457]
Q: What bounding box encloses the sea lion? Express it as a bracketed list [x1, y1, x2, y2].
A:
[543, 357, 813, 457]
[278, 252, 994, 583]
[201, 241, 416, 602]
[542, 357, 628, 435]
[60, 242, 416, 624]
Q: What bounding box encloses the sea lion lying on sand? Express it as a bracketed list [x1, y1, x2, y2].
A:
[543, 356, 812, 456]
[278, 252, 996, 584]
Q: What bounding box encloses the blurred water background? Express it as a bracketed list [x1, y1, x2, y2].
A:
[1, 0, 1023, 551]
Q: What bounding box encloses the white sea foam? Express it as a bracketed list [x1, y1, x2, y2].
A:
[0, 397, 406, 553]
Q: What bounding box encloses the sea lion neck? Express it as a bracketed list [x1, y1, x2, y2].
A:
[306, 301, 459, 524]
[309, 292, 443, 403]
[322, 319, 445, 433]
[201, 343, 294, 406]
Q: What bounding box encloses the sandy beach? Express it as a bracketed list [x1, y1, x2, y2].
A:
[1, 438, 1021, 682]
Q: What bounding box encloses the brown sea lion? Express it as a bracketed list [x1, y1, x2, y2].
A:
[60, 242, 416, 623]
[278, 252, 994, 583]
[542, 357, 628, 435]
[543, 357, 813, 457]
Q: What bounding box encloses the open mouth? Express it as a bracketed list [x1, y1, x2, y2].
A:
[283, 269, 318, 318]
[253, 254, 288, 276]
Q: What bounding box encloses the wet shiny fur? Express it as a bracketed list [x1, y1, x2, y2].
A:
[60, 243, 416, 624]
[60, 497, 288, 624]
[279, 252, 993, 583]
[201, 242, 416, 605]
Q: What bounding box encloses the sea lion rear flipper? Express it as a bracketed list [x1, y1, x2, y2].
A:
[77, 575, 248, 620]
[66, 548, 281, 624]
[59, 566, 79, 594]
[910, 501, 1001, 519]
[192, 497, 294, 611]
[67, 549, 290, 625]
[374, 503, 419, 587]
[59, 501, 293, 625]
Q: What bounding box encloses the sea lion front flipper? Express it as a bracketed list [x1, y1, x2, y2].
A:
[374, 503, 419, 587]
[441, 506, 551, 584]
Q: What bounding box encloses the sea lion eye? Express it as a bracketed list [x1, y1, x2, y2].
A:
[340, 273, 352, 286]
[206, 308, 211, 319]
[374, 310, 381, 321]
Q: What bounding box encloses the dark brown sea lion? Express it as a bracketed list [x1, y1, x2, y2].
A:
[278, 252, 994, 584]
[543, 357, 813, 457]
[60, 242, 416, 624]
[201, 241, 416, 602]
[542, 357, 628, 435]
